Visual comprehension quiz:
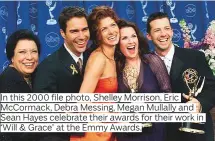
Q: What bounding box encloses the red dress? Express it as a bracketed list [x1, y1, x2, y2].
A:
[94, 77, 118, 93]
[70, 77, 118, 141]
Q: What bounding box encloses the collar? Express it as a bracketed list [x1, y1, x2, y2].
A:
[64, 43, 83, 63]
[155, 44, 175, 61]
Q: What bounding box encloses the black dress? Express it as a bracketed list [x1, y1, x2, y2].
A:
[0, 66, 32, 141]
[0, 66, 32, 93]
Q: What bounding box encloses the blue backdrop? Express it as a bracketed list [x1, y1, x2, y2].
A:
[0, 1, 215, 73]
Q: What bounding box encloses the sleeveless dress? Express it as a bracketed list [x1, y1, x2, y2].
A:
[70, 77, 118, 141]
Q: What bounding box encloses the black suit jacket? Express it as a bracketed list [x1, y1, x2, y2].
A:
[166, 46, 215, 141]
[33, 44, 88, 93]
[32, 45, 89, 141]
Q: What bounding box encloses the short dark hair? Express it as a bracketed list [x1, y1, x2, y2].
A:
[115, 19, 149, 75]
[58, 6, 87, 32]
[88, 6, 119, 46]
[146, 12, 170, 33]
[6, 29, 41, 61]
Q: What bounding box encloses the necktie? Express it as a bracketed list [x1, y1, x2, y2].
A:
[77, 58, 83, 73]
[163, 57, 171, 74]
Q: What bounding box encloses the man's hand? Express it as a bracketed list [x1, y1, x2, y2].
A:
[183, 93, 202, 113]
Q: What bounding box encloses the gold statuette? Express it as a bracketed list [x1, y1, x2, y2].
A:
[179, 68, 205, 134]
[123, 65, 152, 128]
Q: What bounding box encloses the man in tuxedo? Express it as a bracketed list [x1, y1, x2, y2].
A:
[33, 6, 89, 93]
[32, 6, 90, 141]
[146, 12, 215, 141]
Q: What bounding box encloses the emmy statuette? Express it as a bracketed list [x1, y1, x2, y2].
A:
[179, 68, 205, 134]
[123, 65, 152, 128]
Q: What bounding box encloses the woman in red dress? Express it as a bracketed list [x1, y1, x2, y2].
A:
[70, 6, 120, 141]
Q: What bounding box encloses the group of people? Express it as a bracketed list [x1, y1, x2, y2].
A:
[0, 5, 215, 141]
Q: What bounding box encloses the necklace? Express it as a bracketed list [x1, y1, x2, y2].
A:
[101, 48, 115, 61]
[25, 77, 32, 89]
[123, 65, 139, 93]
[123, 59, 140, 93]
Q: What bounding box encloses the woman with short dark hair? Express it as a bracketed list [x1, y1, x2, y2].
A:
[0, 29, 40, 141]
[0, 29, 40, 92]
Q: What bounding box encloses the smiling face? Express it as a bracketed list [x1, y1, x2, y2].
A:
[147, 17, 173, 55]
[119, 27, 139, 60]
[60, 17, 90, 57]
[98, 17, 119, 47]
[12, 40, 39, 77]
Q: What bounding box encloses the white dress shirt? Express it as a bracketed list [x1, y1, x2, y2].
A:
[64, 43, 83, 64]
[155, 44, 175, 74]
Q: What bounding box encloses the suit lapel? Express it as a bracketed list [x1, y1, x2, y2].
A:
[58, 45, 80, 75]
[82, 51, 89, 75]
[170, 47, 184, 82]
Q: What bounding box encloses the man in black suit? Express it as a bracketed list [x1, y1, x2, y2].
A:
[33, 6, 90, 93]
[32, 6, 90, 141]
[146, 12, 215, 141]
